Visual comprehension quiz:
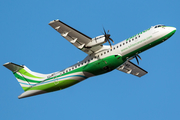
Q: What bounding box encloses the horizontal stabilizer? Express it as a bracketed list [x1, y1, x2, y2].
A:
[3, 62, 24, 73]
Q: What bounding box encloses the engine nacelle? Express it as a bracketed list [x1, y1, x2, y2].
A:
[86, 35, 105, 47]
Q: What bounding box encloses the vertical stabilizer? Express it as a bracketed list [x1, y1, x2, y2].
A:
[3, 62, 48, 91]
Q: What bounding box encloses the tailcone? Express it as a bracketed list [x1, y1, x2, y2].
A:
[18, 90, 47, 99]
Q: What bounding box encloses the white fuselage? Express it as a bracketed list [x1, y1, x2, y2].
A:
[15, 25, 177, 99]
[58, 25, 176, 75]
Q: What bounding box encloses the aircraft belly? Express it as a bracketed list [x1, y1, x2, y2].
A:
[19, 80, 81, 98]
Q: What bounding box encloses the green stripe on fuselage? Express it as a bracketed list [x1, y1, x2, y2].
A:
[45, 55, 125, 81]
[23, 79, 80, 92]
[18, 68, 43, 79]
[123, 30, 176, 60]
[18, 30, 176, 93]
[83, 55, 125, 75]
[21, 55, 125, 92]
[21, 28, 176, 92]
[14, 73, 41, 83]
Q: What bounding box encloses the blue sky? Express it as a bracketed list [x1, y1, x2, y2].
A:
[0, 0, 180, 120]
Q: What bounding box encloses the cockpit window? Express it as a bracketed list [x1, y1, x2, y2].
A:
[155, 25, 165, 28]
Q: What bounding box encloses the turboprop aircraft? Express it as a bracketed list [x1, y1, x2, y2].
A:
[3, 20, 176, 99]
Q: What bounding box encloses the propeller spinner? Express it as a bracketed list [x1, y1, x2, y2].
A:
[102, 27, 114, 48]
[102, 28, 141, 65]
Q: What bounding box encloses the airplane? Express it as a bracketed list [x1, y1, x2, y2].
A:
[3, 20, 176, 99]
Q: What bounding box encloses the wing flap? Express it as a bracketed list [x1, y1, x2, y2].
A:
[49, 20, 92, 41]
[49, 20, 90, 48]
[49, 20, 103, 54]
[116, 61, 148, 77]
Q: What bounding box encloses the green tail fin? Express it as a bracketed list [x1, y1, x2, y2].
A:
[4, 62, 48, 91]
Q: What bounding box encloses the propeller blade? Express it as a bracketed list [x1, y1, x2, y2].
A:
[101, 31, 104, 35]
[109, 38, 114, 43]
[137, 54, 142, 60]
[101, 27, 114, 48]
[107, 39, 112, 48]
[103, 27, 106, 35]
[135, 56, 139, 65]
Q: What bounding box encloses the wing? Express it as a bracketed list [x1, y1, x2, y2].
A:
[116, 61, 148, 77]
[49, 20, 103, 54]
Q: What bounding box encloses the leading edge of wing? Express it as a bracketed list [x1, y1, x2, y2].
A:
[49, 19, 92, 40]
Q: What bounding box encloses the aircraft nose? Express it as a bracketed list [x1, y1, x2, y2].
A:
[170, 26, 176, 34]
[164, 26, 176, 40]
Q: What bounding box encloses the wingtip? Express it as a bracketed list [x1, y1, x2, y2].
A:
[3, 62, 24, 72]
[49, 19, 60, 24]
[3, 62, 11, 66]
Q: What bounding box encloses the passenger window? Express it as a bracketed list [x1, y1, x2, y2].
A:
[91, 58, 93, 60]
[123, 43, 125, 45]
[88, 59, 90, 62]
[117, 46, 118, 48]
[110, 49, 112, 51]
[66, 70, 68, 72]
[120, 44, 121, 47]
[135, 37, 137, 39]
[107, 50, 109, 53]
[81, 63, 83, 65]
[126, 41, 128, 44]
[139, 35, 140, 38]
[72, 67, 74, 69]
[132, 38, 134, 41]
[69, 69, 71, 71]
[129, 40, 131, 42]
[113, 47, 115, 50]
[101, 53, 103, 56]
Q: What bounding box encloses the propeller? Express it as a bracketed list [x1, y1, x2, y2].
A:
[134, 54, 142, 65]
[102, 27, 114, 48]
